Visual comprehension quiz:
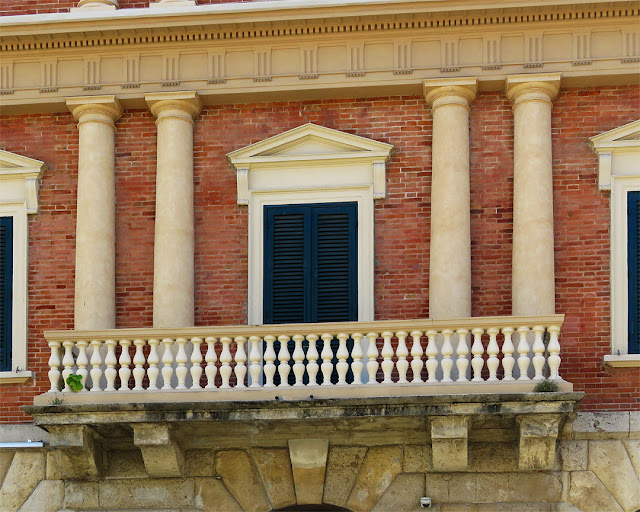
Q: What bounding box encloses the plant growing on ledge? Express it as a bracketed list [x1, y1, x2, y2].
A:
[66, 374, 84, 392]
[534, 379, 559, 393]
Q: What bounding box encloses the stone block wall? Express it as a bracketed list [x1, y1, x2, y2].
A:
[1, 412, 639, 511]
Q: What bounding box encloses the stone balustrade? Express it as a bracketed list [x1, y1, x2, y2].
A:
[41, 314, 569, 403]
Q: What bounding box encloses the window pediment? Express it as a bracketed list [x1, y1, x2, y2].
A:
[589, 119, 640, 190]
[227, 123, 393, 204]
[0, 149, 46, 214]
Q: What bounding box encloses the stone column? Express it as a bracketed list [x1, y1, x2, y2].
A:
[66, 96, 123, 330]
[423, 78, 477, 319]
[146, 92, 201, 328]
[506, 73, 561, 316]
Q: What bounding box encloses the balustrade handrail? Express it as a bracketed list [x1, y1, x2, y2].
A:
[44, 314, 565, 341]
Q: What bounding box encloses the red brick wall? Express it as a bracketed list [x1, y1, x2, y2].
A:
[0, 86, 638, 422]
[1, 0, 276, 16]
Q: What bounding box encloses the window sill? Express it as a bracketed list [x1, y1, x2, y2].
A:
[603, 355, 640, 368]
[0, 371, 33, 384]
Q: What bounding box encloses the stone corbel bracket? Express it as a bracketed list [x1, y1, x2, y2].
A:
[517, 413, 563, 471]
[47, 424, 104, 480]
[133, 423, 185, 478]
[430, 415, 470, 472]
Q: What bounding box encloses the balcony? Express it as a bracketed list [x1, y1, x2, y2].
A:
[24, 314, 582, 480]
[37, 314, 571, 404]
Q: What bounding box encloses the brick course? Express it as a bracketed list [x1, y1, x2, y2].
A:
[0, 86, 638, 423]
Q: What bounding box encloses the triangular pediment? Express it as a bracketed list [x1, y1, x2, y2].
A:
[589, 119, 640, 149]
[0, 149, 47, 177]
[227, 123, 393, 165]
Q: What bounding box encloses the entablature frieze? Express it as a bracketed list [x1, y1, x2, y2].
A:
[0, 2, 638, 113]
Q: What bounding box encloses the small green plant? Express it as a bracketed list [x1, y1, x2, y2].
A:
[49, 397, 63, 406]
[534, 379, 559, 392]
[66, 374, 84, 392]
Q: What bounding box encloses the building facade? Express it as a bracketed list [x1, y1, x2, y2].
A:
[0, 0, 639, 510]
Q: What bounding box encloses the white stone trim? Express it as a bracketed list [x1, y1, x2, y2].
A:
[228, 124, 392, 325]
[0, 150, 45, 383]
[590, 121, 640, 360]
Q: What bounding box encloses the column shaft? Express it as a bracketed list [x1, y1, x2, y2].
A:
[424, 78, 477, 319]
[67, 96, 122, 330]
[506, 74, 561, 316]
[146, 92, 201, 328]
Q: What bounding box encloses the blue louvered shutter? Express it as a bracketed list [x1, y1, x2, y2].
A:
[264, 203, 358, 385]
[0, 217, 13, 372]
[628, 191, 640, 354]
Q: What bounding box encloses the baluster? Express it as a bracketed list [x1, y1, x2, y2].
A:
[118, 339, 131, 391]
[365, 332, 379, 385]
[89, 339, 103, 392]
[219, 336, 232, 389]
[531, 326, 546, 381]
[517, 326, 531, 380]
[441, 329, 454, 383]
[104, 339, 118, 391]
[455, 328, 469, 382]
[547, 325, 561, 380]
[62, 340, 75, 392]
[395, 331, 409, 384]
[292, 335, 306, 386]
[277, 335, 291, 387]
[161, 338, 175, 390]
[263, 335, 277, 388]
[132, 339, 146, 391]
[234, 336, 247, 388]
[471, 328, 485, 382]
[410, 330, 423, 384]
[76, 340, 89, 390]
[48, 340, 62, 393]
[174, 338, 188, 389]
[336, 333, 350, 386]
[320, 333, 334, 386]
[501, 327, 515, 381]
[486, 328, 500, 381]
[351, 333, 364, 384]
[306, 334, 320, 385]
[147, 339, 160, 390]
[425, 330, 438, 383]
[204, 337, 218, 389]
[248, 336, 262, 388]
[381, 331, 394, 384]
[190, 337, 203, 390]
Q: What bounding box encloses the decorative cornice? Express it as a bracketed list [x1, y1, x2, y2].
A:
[1, 2, 638, 52]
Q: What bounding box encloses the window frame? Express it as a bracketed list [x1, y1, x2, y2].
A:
[0, 150, 45, 383]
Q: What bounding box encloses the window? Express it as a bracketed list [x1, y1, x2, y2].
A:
[0, 217, 13, 372]
[0, 150, 45, 382]
[628, 191, 640, 355]
[589, 119, 640, 366]
[264, 202, 358, 324]
[227, 123, 393, 325]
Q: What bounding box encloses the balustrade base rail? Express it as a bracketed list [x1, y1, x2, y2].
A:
[40, 314, 567, 404]
[33, 380, 573, 406]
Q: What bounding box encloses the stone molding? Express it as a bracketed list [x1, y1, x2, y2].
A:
[65, 95, 123, 127]
[423, 77, 478, 110]
[145, 91, 202, 123]
[505, 72, 562, 107]
[73, 0, 119, 10]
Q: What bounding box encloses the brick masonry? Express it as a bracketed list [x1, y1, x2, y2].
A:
[0, 86, 638, 423]
[0, 0, 269, 16]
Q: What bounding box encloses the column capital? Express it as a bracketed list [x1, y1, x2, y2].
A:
[423, 77, 477, 110]
[145, 91, 202, 123]
[72, 0, 118, 10]
[66, 95, 123, 126]
[506, 73, 561, 107]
